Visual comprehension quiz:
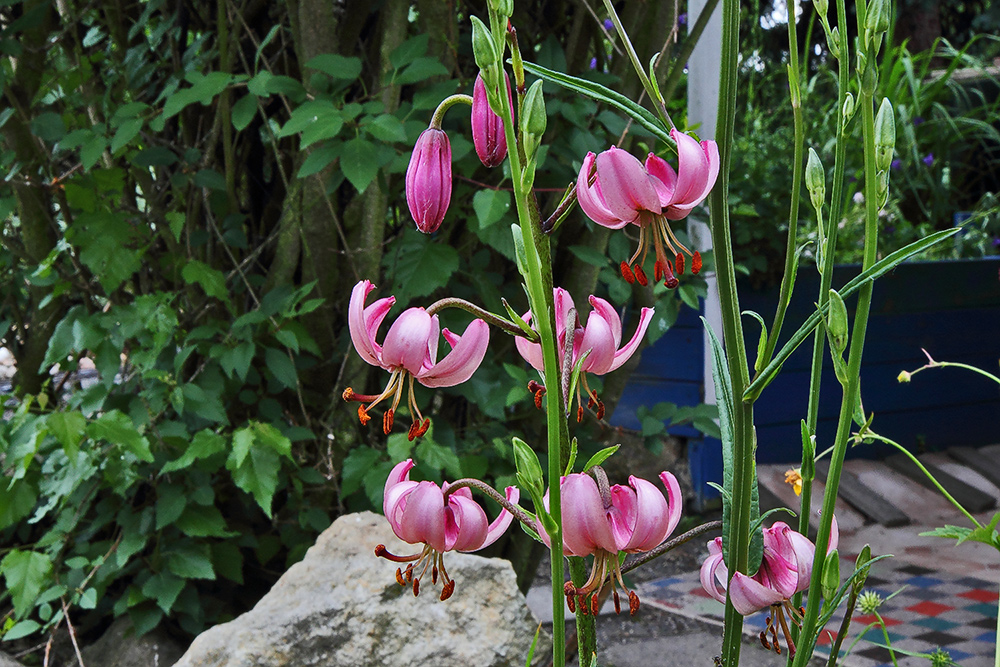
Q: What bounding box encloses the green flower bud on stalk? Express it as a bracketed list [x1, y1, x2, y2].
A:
[827, 289, 849, 354]
[471, 16, 500, 87]
[827, 25, 840, 59]
[862, 62, 878, 95]
[806, 148, 826, 211]
[821, 549, 840, 601]
[521, 79, 546, 162]
[857, 590, 883, 614]
[512, 436, 544, 497]
[488, 0, 513, 17]
[874, 98, 896, 172]
[865, 0, 891, 41]
[814, 0, 828, 20]
[842, 92, 855, 123]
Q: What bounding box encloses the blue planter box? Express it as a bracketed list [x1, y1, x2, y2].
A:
[614, 257, 1000, 502]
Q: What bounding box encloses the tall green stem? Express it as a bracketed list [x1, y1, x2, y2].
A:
[799, 0, 852, 563]
[490, 12, 570, 666]
[793, 3, 882, 662]
[709, 0, 756, 665]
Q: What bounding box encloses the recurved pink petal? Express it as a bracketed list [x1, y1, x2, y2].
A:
[578, 311, 617, 375]
[384, 480, 419, 536]
[384, 459, 415, 515]
[514, 310, 545, 372]
[596, 147, 661, 222]
[665, 130, 720, 220]
[619, 475, 672, 552]
[659, 471, 683, 538]
[700, 548, 729, 604]
[645, 153, 678, 207]
[729, 571, 786, 615]
[577, 152, 632, 229]
[476, 486, 520, 551]
[445, 494, 489, 552]
[397, 481, 447, 551]
[417, 319, 490, 388]
[587, 296, 622, 345]
[606, 307, 654, 373]
[562, 473, 617, 556]
[349, 280, 394, 367]
[382, 308, 434, 375]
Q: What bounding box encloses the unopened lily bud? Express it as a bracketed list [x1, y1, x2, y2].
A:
[827, 26, 840, 59]
[473, 72, 511, 167]
[405, 128, 452, 233]
[842, 92, 855, 122]
[521, 79, 547, 160]
[827, 289, 848, 353]
[874, 98, 896, 171]
[806, 148, 825, 211]
[821, 549, 840, 601]
[865, 0, 891, 40]
[488, 0, 513, 17]
[471, 16, 500, 84]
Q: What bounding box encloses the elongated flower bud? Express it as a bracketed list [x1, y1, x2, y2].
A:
[472, 72, 510, 168]
[406, 128, 452, 233]
[806, 148, 825, 211]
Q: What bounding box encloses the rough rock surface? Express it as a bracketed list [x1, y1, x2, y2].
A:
[0, 651, 24, 667]
[76, 616, 185, 667]
[174, 511, 549, 667]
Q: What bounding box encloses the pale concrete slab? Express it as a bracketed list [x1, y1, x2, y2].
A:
[757, 464, 866, 534]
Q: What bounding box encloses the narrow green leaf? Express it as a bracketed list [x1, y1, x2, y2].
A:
[522, 61, 674, 148]
[582, 445, 620, 472]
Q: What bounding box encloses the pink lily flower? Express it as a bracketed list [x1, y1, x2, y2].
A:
[576, 130, 719, 289]
[376, 459, 519, 600]
[343, 280, 489, 439]
[406, 128, 452, 233]
[514, 287, 653, 421]
[700, 519, 839, 656]
[472, 72, 512, 168]
[534, 469, 682, 615]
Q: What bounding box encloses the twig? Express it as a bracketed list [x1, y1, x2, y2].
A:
[60, 597, 86, 667]
[621, 519, 722, 574]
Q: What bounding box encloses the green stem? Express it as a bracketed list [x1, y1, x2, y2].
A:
[430, 94, 474, 128]
[568, 556, 596, 665]
[710, 0, 755, 665]
[798, 0, 851, 580]
[905, 360, 1000, 386]
[759, 0, 804, 372]
[793, 4, 881, 663]
[488, 9, 569, 666]
[864, 433, 982, 528]
[875, 612, 901, 667]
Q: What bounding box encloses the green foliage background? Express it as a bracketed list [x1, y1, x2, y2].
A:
[0, 0, 708, 648]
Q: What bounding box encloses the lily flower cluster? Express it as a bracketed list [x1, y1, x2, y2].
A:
[538, 468, 682, 615]
[700, 519, 839, 656]
[577, 129, 719, 288]
[515, 288, 653, 421]
[343, 280, 489, 439]
[376, 459, 519, 600]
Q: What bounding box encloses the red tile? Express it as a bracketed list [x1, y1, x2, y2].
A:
[854, 613, 903, 627]
[959, 589, 1000, 603]
[816, 629, 838, 646]
[688, 587, 712, 598]
[905, 601, 954, 616]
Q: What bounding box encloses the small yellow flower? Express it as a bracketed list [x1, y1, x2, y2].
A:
[784, 468, 802, 496]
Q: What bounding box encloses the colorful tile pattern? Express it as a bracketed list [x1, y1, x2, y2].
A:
[638, 557, 998, 666]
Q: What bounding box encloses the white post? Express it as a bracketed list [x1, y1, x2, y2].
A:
[687, 0, 725, 507]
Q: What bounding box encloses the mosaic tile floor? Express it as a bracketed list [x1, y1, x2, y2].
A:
[638, 558, 999, 666]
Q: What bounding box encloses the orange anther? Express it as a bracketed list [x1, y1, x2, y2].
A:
[383, 409, 394, 434]
[342, 387, 355, 401]
[395, 568, 405, 586]
[358, 405, 371, 426]
[577, 406, 584, 423]
[634, 264, 648, 286]
[675, 252, 685, 275]
[534, 389, 545, 409]
[620, 261, 635, 284]
[596, 401, 605, 420]
[692, 251, 703, 274]
[613, 589, 621, 614]
[440, 580, 455, 601]
[412, 578, 420, 597]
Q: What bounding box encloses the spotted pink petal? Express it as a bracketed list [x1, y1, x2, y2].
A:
[606, 307, 654, 373]
[577, 152, 630, 228]
[397, 481, 447, 552]
[381, 307, 434, 375]
[416, 319, 490, 388]
[348, 280, 395, 368]
[595, 147, 661, 223]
